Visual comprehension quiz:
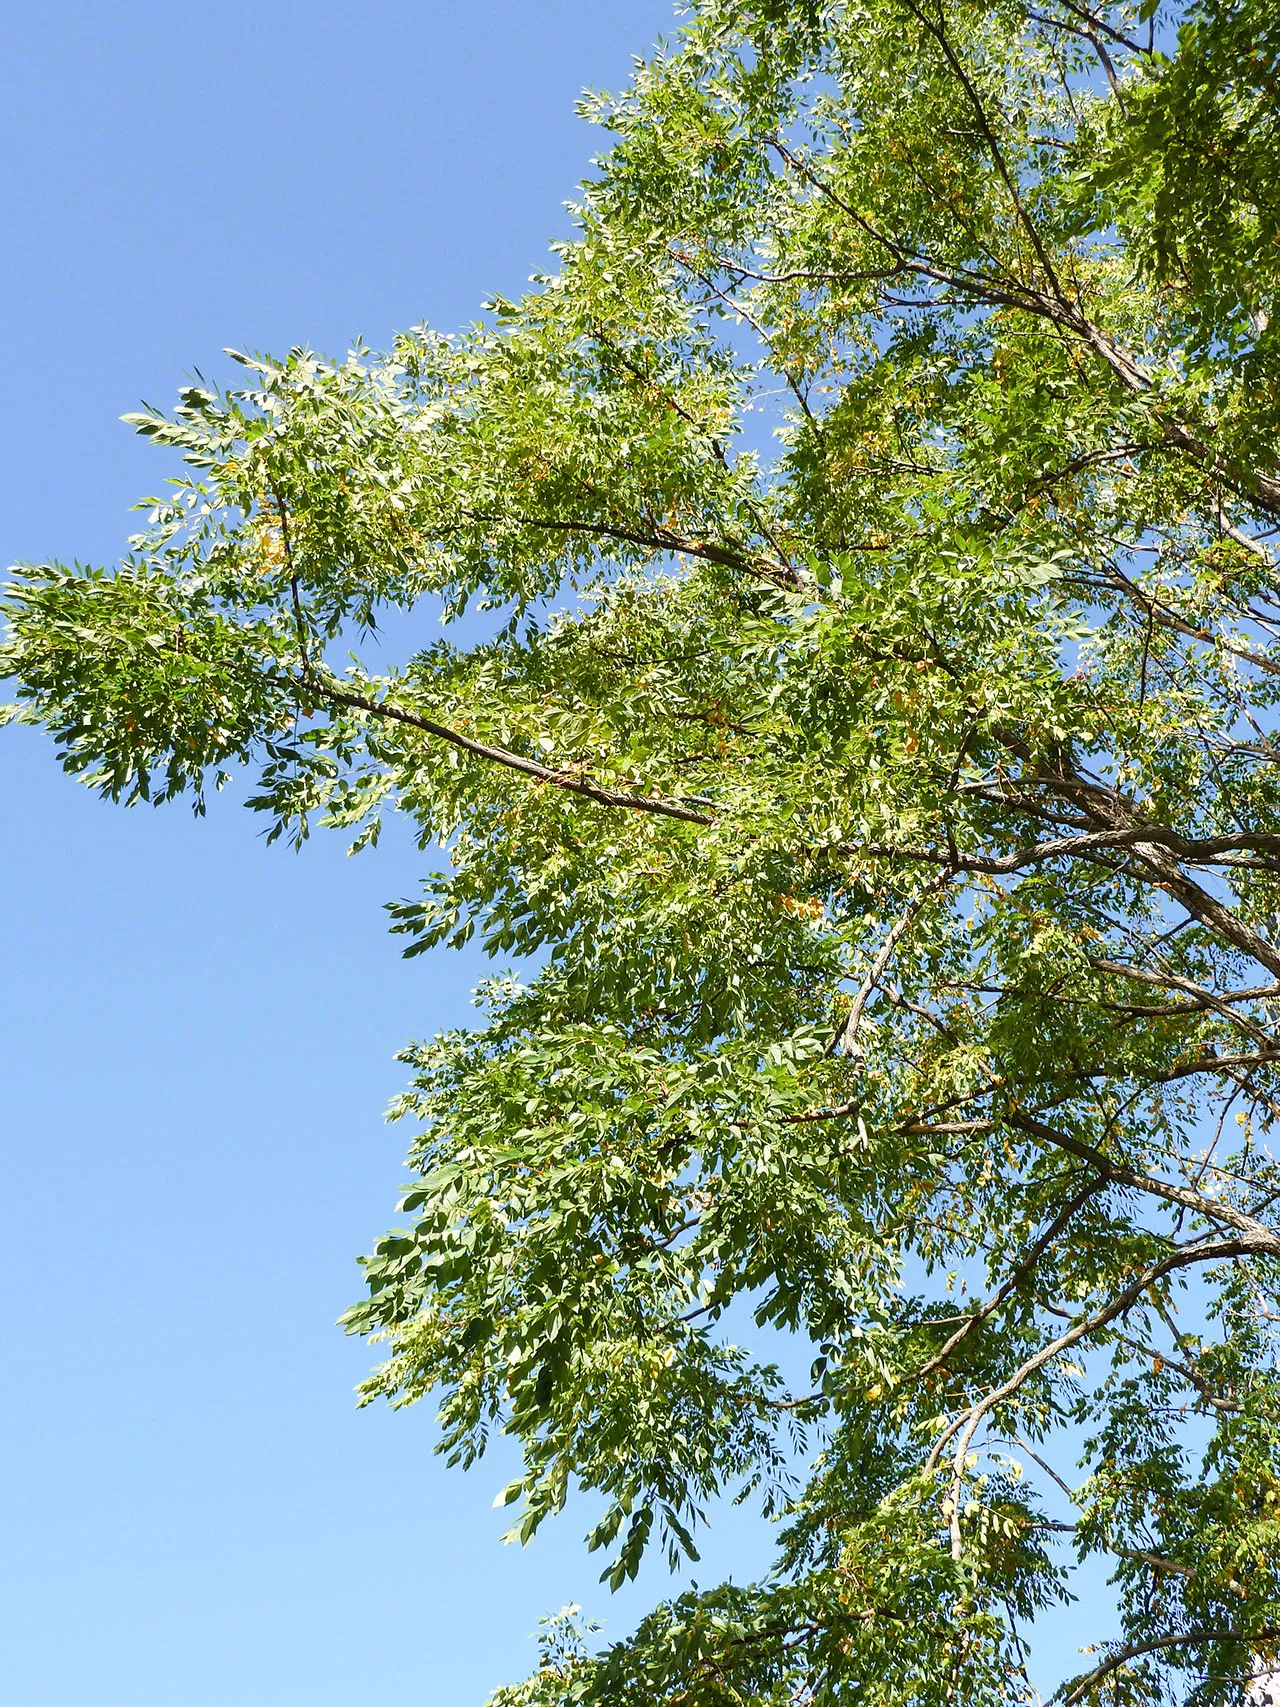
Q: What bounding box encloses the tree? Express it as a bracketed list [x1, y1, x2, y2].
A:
[4, 0, 1280, 1699]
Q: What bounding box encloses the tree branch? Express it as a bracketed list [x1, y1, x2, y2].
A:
[1003, 1108, 1280, 1257]
[1060, 1628, 1278, 1707]
[296, 675, 714, 826]
[929, 1236, 1255, 1558]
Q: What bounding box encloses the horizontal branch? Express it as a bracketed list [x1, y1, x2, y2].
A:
[838, 824, 1280, 876]
[468, 510, 801, 590]
[835, 827, 1280, 979]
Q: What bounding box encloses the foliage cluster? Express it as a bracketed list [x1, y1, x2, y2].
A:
[7, 2, 1280, 1701]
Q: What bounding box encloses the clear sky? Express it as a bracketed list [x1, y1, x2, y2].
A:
[0, 5, 779, 1703]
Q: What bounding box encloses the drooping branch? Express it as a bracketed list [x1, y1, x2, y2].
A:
[290, 674, 716, 827]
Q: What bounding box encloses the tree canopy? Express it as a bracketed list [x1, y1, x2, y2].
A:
[6, 1, 1280, 1700]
